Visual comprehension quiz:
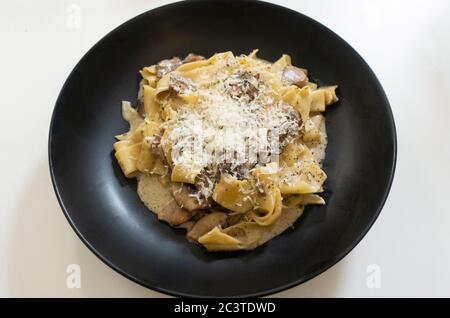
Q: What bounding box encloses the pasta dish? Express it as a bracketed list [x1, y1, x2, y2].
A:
[113, 50, 338, 251]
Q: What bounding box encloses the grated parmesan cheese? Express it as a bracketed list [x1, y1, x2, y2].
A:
[163, 60, 300, 200]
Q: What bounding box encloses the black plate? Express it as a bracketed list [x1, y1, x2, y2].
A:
[49, 0, 396, 297]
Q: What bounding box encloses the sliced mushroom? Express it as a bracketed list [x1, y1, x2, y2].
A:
[225, 71, 260, 100]
[171, 182, 209, 212]
[168, 74, 197, 95]
[158, 199, 191, 226]
[194, 167, 219, 193]
[281, 65, 309, 87]
[177, 220, 196, 232]
[183, 53, 205, 63]
[277, 103, 301, 151]
[155, 57, 182, 78]
[226, 213, 244, 226]
[187, 211, 228, 242]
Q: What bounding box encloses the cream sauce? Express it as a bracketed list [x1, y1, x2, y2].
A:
[137, 174, 172, 216]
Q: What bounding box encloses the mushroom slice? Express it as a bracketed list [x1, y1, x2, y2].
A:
[226, 213, 244, 226]
[224, 71, 260, 101]
[158, 199, 191, 226]
[168, 74, 197, 95]
[171, 182, 209, 212]
[187, 211, 228, 242]
[155, 57, 182, 78]
[281, 65, 309, 87]
[183, 53, 205, 63]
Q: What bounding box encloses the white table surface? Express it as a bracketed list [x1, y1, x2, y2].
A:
[1, 0, 449, 298]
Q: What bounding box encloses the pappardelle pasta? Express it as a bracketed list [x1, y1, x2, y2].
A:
[113, 50, 338, 251]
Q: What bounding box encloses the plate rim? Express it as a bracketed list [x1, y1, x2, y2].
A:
[48, 0, 397, 298]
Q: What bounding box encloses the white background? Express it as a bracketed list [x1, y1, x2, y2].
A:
[1, 0, 449, 297]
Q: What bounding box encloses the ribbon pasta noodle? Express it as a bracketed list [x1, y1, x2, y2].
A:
[113, 50, 339, 251]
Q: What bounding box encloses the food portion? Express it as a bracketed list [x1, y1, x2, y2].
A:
[113, 50, 338, 251]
